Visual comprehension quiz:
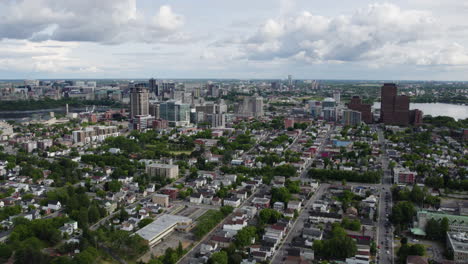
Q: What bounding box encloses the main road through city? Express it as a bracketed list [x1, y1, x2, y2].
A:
[376, 127, 394, 264]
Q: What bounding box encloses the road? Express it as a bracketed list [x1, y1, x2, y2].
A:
[270, 184, 329, 264]
[270, 124, 332, 263]
[376, 127, 394, 264]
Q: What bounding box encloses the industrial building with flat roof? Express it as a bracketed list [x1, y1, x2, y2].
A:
[135, 214, 192, 247]
[447, 232, 468, 264]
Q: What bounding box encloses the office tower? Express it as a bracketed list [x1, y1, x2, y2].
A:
[342, 110, 362, 126]
[195, 101, 227, 128]
[310, 101, 322, 118]
[323, 108, 337, 122]
[288, 75, 292, 87]
[271, 82, 280, 90]
[130, 87, 149, 119]
[237, 94, 264, 118]
[149, 78, 159, 96]
[333, 91, 341, 105]
[161, 82, 176, 94]
[149, 103, 160, 119]
[380, 83, 410, 126]
[193, 87, 201, 98]
[322, 98, 336, 108]
[208, 84, 220, 98]
[347, 96, 372, 123]
[159, 100, 190, 127]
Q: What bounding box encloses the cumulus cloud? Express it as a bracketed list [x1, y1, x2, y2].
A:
[239, 3, 468, 66]
[0, 0, 185, 43]
[0, 39, 101, 73]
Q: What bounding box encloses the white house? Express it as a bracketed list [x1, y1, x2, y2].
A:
[223, 197, 241, 208]
[287, 201, 302, 211]
[190, 193, 203, 204]
[48, 200, 61, 211]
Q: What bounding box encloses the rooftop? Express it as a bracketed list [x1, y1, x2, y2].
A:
[135, 214, 191, 241]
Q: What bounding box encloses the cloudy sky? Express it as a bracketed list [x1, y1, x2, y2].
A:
[1, 0, 468, 80]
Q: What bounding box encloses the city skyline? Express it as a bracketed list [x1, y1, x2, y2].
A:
[1, 0, 468, 80]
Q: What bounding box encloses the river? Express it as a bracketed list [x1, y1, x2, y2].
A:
[372, 102, 468, 120]
[0, 106, 115, 120]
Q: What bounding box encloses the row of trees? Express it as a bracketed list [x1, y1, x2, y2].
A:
[392, 185, 440, 207]
[308, 169, 381, 183]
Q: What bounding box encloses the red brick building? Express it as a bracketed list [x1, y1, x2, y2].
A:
[347, 96, 373, 123]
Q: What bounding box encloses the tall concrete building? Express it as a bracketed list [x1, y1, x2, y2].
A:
[333, 91, 341, 105]
[342, 110, 362, 126]
[237, 94, 264, 118]
[322, 98, 336, 108]
[195, 101, 227, 128]
[130, 87, 149, 119]
[380, 83, 410, 126]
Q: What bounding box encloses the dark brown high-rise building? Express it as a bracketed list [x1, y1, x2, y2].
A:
[347, 96, 372, 123]
[409, 109, 423, 126]
[380, 83, 410, 126]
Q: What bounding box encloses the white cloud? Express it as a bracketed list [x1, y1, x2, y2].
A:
[0, 0, 185, 44]
[238, 3, 468, 66]
[154, 5, 184, 32]
[0, 39, 101, 73]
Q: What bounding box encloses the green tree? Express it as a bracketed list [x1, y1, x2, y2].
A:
[271, 187, 291, 204]
[208, 251, 228, 264]
[88, 204, 100, 224]
[258, 209, 282, 225]
[313, 224, 357, 260]
[410, 185, 424, 205]
[390, 201, 416, 228]
[107, 180, 122, 192]
[234, 226, 257, 248]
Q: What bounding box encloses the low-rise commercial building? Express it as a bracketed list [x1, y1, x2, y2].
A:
[152, 194, 169, 207]
[135, 214, 192, 247]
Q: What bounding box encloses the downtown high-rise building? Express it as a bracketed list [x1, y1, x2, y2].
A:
[130, 86, 149, 119]
[342, 110, 362, 126]
[149, 78, 159, 96]
[195, 100, 227, 128]
[237, 94, 264, 118]
[159, 100, 190, 127]
[347, 96, 372, 124]
[380, 83, 410, 126]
